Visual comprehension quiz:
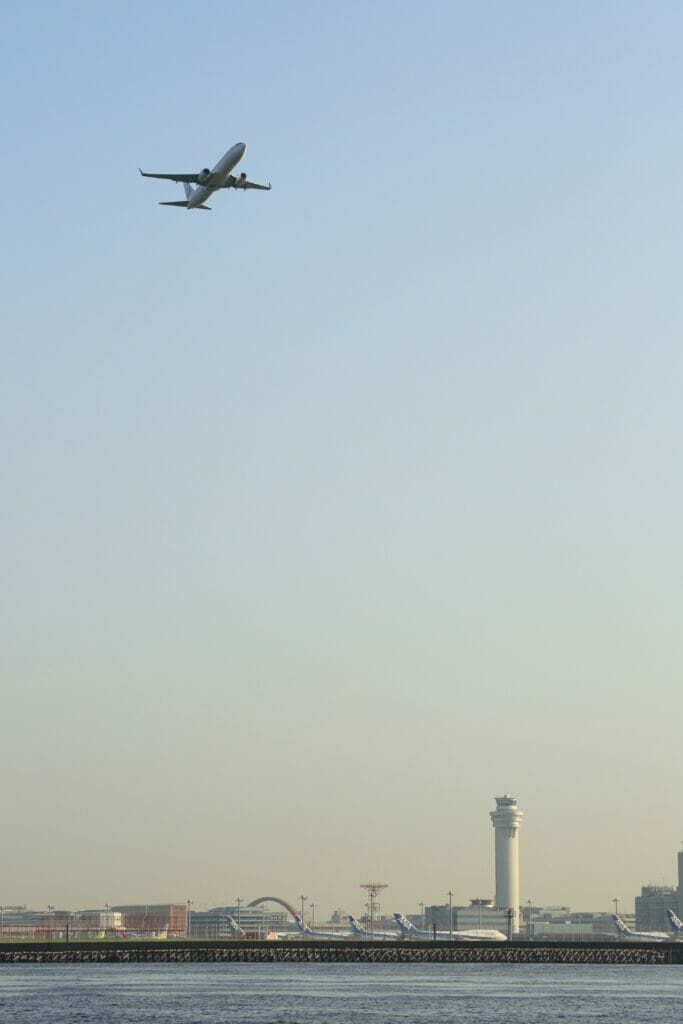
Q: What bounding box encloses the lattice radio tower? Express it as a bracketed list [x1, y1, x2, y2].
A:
[360, 881, 388, 938]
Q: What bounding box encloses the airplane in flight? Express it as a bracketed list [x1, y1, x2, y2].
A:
[665, 910, 683, 936]
[611, 915, 670, 942]
[347, 914, 400, 941]
[393, 913, 507, 942]
[293, 914, 351, 940]
[139, 142, 271, 210]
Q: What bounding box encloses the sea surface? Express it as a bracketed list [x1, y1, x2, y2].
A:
[0, 962, 681, 1023]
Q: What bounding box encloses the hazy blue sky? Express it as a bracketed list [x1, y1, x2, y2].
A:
[2, 1, 682, 918]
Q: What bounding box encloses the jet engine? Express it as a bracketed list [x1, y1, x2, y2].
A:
[197, 168, 212, 185]
[235, 172, 248, 187]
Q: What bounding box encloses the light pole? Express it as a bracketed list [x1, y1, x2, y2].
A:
[447, 891, 453, 942]
[310, 903, 316, 929]
[187, 899, 192, 939]
[419, 902, 424, 932]
[612, 897, 619, 920]
[48, 905, 54, 940]
[299, 895, 307, 931]
[527, 899, 532, 940]
[235, 897, 242, 932]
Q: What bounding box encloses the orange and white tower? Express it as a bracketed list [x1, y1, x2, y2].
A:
[360, 882, 388, 938]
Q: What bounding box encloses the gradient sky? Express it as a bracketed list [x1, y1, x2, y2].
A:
[2, 1, 682, 919]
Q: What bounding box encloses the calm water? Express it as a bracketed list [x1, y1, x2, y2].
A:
[0, 962, 681, 1023]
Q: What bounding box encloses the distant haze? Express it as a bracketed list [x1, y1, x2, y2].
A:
[2, 1, 682, 918]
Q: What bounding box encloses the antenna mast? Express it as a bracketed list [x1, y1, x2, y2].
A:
[360, 881, 388, 939]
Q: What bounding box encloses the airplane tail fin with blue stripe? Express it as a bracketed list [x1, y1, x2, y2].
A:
[666, 909, 683, 933]
[293, 914, 313, 935]
[611, 914, 631, 937]
[348, 914, 366, 936]
[393, 913, 418, 934]
[225, 915, 246, 938]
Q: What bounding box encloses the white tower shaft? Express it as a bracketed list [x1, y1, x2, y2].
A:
[490, 795, 524, 934]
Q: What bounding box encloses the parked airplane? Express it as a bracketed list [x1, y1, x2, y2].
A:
[611, 915, 669, 942]
[665, 910, 683, 936]
[293, 914, 351, 940]
[393, 912, 507, 942]
[347, 914, 400, 940]
[140, 142, 271, 210]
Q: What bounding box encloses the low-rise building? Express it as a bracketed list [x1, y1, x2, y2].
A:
[111, 904, 187, 936]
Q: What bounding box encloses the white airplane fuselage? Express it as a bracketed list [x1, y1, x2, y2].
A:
[187, 142, 246, 208]
[347, 915, 399, 941]
[393, 913, 507, 942]
[611, 915, 669, 942]
[293, 915, 350, 940]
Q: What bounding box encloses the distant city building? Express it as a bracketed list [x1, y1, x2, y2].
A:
[490, 794, 524, 933]
[423, 905, 452, 931]
[455, 908, 511, 931]
[635, 886, 677, 932]
[530, 920, 606, 940]
[188, 909, 236, 939]
[0, 906, 44, 938]
[212, 905, 288, 937]
[0, 906, 42, 926]
[78, 910, 123, 932]
[420, 905, 510, 932]
[521, 907, 616, 941]
[111, 904, 187, 936]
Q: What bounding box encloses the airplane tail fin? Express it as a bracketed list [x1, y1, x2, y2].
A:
[183, 182, 194, 201]
[611, 914, 631, 937]
[348, 915, 366, 936]
[393, 913, 416, 934]
[226, 914, 246, 938]
[666, 909, 683, 932]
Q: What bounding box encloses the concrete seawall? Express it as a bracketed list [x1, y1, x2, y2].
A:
[1, 939, 681, 964]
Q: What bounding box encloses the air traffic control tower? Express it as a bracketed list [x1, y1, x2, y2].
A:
[490, 794, 524, 934]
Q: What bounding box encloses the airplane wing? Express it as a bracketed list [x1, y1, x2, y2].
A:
[139, 169, 200, 183]
[222, 174, 271, 191]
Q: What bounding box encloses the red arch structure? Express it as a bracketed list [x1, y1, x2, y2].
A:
[247, 896, 300, 920]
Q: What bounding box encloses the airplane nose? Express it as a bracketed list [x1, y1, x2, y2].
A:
[238, 142, 247, 156]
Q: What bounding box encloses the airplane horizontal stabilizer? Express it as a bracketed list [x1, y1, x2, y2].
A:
[158, 201, 212, 210]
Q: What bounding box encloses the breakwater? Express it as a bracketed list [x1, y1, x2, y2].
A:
[1, 939, 681, 964]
